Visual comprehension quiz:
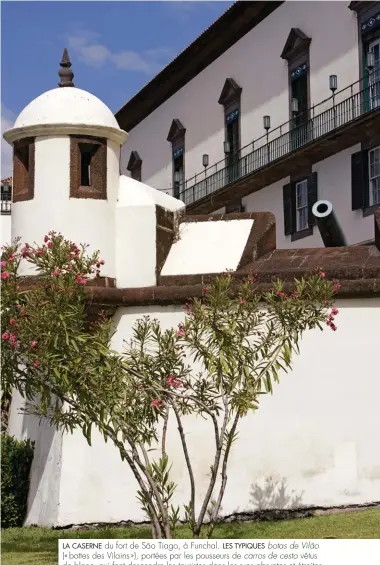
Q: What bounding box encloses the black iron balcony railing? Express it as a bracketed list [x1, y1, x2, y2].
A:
[178, 76, 380, 206]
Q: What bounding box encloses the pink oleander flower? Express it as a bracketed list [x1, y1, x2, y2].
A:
[203, 287, 209, 293]
[326, 312, 338, 330]
[331, 307, 339, 316]
[9, 318, 16, 326]
[1, 260, 7, 268]
[47, 242, 53, 249]
[1, 271, 10, 280]
[239, 299, 245, 305]
[32, 361, 40, 368]
[75, 274, 87, 285]
[276, 291, 285, 299]
[332, 282, 341, 292]
[151, 399, 162, 408]
[9, 333, 17, 347]
[44, 235, 49, 243]
[52, 268, 61, 278]
[176, 324, 185, 337]
[99, 259, 105, 265]
[30, 340, 38, 349]
[2, 332, 9, 340]
[21, 244, 31, 257]
[167, 376, 181, 388]
[291, 291, 298, 298]
[183, 303, 192, 316]
[320, 272, 326, 279]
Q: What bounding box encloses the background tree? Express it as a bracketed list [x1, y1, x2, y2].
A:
[1, 233, 340, 538]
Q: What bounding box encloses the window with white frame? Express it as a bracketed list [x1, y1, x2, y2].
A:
[368, 38, 380, 110]
[283, 172, 317, 238]
[296, 179, 308, 231]
[369, 146, 380, 206]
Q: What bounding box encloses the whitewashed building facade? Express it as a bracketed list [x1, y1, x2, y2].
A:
[118, 1, 380, 249]
[2, 9, 380, 528]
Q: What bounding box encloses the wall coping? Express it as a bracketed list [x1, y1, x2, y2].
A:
[15, 210, 380, 304]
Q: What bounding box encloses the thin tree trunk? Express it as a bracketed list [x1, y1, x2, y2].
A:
[193, 403, 229, 537]
[207, 413, 239, 538]
[171, 402, 196, 526]
[107, 435, 164, 538]
[137, 444, 172, 538]
[162, 408, 169, 458]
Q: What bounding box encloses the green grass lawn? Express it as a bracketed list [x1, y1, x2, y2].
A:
[2, 509, 379, 565]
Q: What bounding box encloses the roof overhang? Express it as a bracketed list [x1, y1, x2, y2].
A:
[115, 1, 284, 131]
[3, 123, 128, 146]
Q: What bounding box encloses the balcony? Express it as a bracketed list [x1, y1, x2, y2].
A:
[1, 198, 11, 214]
[1, 179, 12, 214]
[180, 77, 380, 213]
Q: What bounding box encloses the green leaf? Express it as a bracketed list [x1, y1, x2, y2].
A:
[84, 423, 92, 446]
[70, 339, 79, 353]
[219, 351, 230, 375]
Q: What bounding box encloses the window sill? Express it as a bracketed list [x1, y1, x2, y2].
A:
[291, 226, 313, 241]
[70, 185, 107, 200]
[363, 204, 380, 218]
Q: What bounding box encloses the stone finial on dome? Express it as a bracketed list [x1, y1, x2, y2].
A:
[58, 48, 75, 87]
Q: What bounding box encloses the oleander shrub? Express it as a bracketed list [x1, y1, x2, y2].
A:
[1, 433, 34, 528]
[1, 234, 340, 538]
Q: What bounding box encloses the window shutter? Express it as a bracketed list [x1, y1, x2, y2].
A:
[351, 150, 368, 210]
[132, 165, 142, 181]
[362, 150, 370, 209]
[13, 139, 35, 202]
[283, 182, 294, 235]
[91, 142, 107, 196]
[307, 171, 318, 226]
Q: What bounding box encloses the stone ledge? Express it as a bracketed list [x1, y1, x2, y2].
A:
[52, 501, 380, 531]
[86, 277, 380, 306]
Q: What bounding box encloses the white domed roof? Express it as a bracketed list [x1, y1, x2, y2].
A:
[14, 87, 120, 130]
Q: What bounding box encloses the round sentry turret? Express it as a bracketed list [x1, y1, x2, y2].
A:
[3, 50, 128, 278]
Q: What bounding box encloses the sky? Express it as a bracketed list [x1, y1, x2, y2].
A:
[1, 0, 233, 177]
